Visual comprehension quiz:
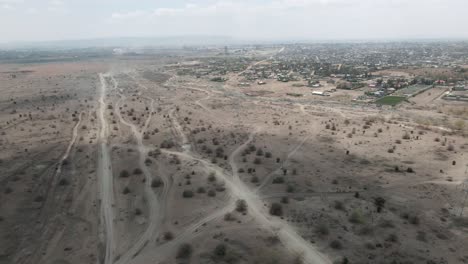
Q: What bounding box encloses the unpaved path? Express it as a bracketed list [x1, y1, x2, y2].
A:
[256, 135, 312, 191]
[168, 109, 191, 152]
[97, 73, 116, 264]
[152, 115, 331, 264]
[110, 74, 166, 264]
[160, 145, 331, 264]
[54, 112, 82, 177]
[228, 132, 330, 264]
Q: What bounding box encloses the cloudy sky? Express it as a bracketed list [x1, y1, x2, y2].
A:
[1, 0, 467, 43]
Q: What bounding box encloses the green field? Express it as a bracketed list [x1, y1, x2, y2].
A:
[375, 96, 406, 106]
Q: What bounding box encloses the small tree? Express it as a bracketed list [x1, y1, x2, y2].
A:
[402, 132, 410, 140]
[182, 190, 194, 198]
[163, 231, 174, 241]
[213, 243, 227, 257]
[208, 172, 216, 182]
[374, 197, 386, 213]
[334, 200, 345, 211]
[120, 170, 130, 178]
[176, 243, 192, 259]
[270, 203, 283, 216]
[329, 240, 343, 250]
[272, 177, 285, 184]
[224, 213, 235, 221]
[236, 199, 247, 213]
[151, 178, 163, 188]
[349, 210, 364, 224]
[315, 223, 329, 236]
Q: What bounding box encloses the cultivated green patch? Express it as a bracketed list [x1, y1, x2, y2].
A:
[376, 96, 406, 106]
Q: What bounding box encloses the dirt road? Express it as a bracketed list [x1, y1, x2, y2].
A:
[97, 71, 330, 264]
[54, 112, 82, 177]
[159, 114, 331, 264]
[97, 73, 116, 264]
[111, 75, 165, 264]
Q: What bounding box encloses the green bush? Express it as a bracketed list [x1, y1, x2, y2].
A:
[349, 210, 364, 224]
[182, 190, 194, 198]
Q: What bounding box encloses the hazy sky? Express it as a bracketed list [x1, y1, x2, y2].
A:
[1, 0, 467, 42]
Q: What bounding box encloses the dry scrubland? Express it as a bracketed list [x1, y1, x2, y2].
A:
[1, 55, 468, 264]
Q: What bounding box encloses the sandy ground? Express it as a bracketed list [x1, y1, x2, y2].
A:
[1, 55, 468, 264]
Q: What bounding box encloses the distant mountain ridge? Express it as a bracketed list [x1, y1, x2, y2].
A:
[0, 35, 236, 49]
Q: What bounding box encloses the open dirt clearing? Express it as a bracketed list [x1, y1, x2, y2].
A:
[1, 56, 467, 264]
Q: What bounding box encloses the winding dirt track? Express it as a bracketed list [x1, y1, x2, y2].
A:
[97, 71, 330, 264]
[151, 114, 331, 264]
[109, 75, 167, 264]
[256, 135, 312, 191]
[55, 112, 82, 177]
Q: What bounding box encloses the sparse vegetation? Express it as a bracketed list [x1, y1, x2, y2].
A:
[4, 41, 466, 264]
